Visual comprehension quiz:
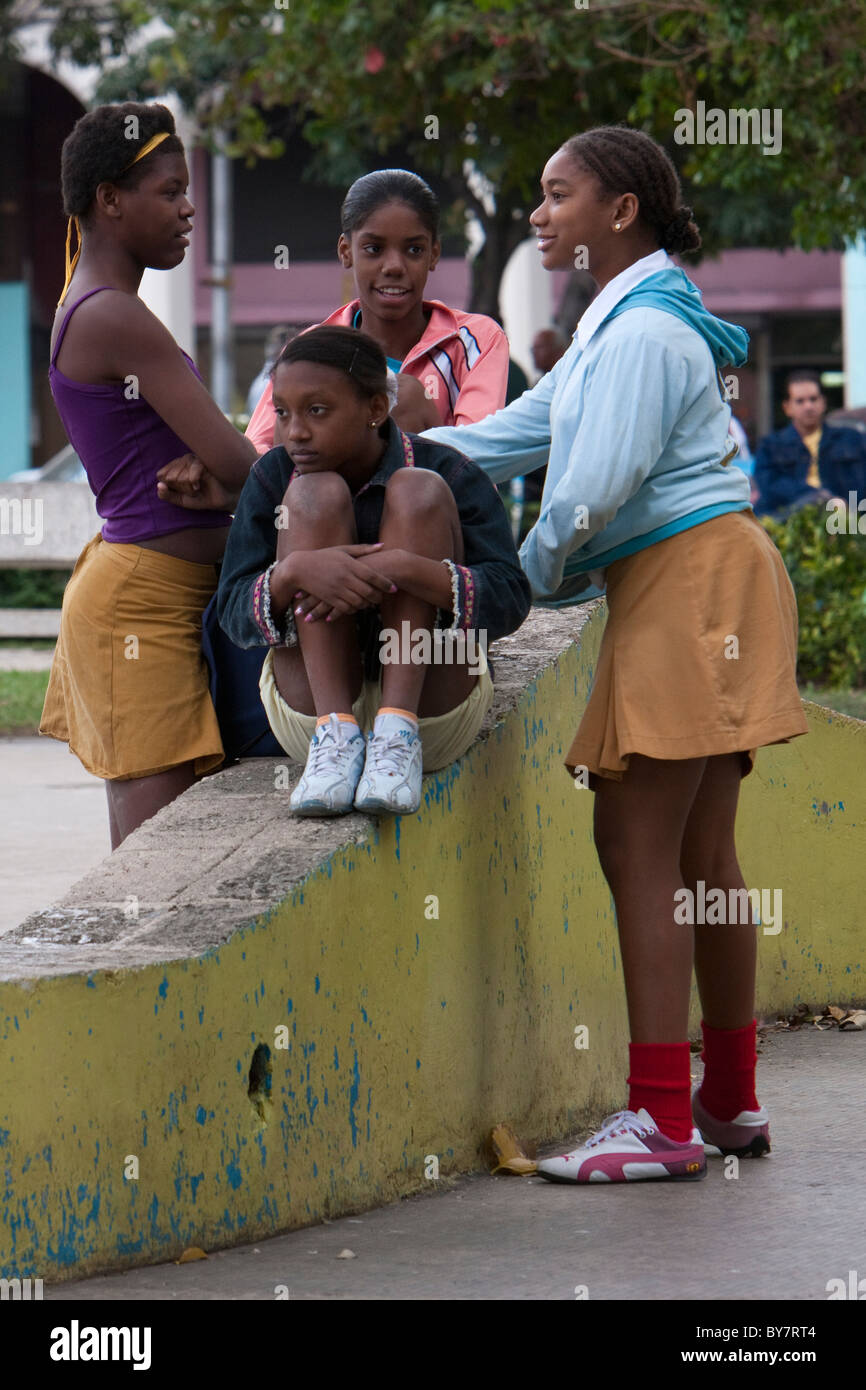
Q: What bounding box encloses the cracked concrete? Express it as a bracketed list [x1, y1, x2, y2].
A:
[0, 606, 597, 983]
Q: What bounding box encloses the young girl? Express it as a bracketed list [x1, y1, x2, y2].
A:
[217, 325, 531, 816]
[423, 126, 808, 1181]
[245, 169, 509, 451]
[41, 102, 256, 848]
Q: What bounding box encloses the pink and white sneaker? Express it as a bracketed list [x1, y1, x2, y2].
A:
[536, 1108, 707, 1184]
[692, 1087, 771, 1158]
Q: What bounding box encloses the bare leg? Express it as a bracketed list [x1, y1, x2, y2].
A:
[681, 752, 757, 1030]
[106, 785, 121, 848]
[271, 472, 363, 717]
[593, 754, 707, 1042]
[376, 469, 477, 717]
[105, 763, 197, 850]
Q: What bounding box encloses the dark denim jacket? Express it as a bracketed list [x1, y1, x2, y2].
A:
[754, 422, 866, 516]
[217, 418, 532, 679]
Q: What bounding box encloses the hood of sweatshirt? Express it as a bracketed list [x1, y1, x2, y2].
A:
[603, 268, 750, 369]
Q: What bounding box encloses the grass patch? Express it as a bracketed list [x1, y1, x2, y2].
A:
[799, 684, 866, 722]
[0, 670, 50, 735]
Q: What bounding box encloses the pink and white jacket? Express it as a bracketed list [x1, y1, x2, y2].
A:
[245, 298, 509, 454]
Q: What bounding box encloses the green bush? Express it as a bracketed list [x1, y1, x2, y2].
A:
[0, 570, 71, 609]
[763, 505, 866, 688]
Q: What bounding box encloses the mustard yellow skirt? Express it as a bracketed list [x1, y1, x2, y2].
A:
[40, 533, 224, 781]
[565, 510, 809, 781]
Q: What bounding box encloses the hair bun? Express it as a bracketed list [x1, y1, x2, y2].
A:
[661, 205, 699, 253]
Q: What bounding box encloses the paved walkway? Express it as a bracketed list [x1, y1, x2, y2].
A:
[0, 736, 109, 935]
[45, 1028, 866, 1300]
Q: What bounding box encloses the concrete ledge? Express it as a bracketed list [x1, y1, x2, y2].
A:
[1, 604, 863, 1281]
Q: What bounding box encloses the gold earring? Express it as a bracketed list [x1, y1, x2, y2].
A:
[369, 420, 379, 428]
[614, 222, 622, 231]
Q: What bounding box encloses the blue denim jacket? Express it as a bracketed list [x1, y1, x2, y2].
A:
[754, 422, 866, 516]
[216, 418, 531, 680]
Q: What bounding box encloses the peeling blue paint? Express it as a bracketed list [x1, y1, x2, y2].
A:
[348, 1050, 360, 1147]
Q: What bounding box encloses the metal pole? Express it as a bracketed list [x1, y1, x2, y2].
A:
[210, 129, 233, 412]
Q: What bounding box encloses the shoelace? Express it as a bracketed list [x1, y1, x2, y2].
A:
[364, 730, 414, 778]
[306, 717, 359, 773]
[585, 1109, 654, 1148]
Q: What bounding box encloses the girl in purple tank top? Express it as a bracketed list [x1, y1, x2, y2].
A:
[41, 101, 257, 847]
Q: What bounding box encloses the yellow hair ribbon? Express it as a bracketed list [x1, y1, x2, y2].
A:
[58, 129, 173, 305]
[122, 129, 171, 172]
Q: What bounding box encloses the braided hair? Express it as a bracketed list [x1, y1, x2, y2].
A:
[61, 102, 184, 224]
[561, 126, 701, 255]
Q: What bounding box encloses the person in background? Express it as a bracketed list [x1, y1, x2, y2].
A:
[505, 326, 568, 516]
[531, 326, 568, 379]
[753, 369, 866, 518]
[728, 412, 758, 506]
[247, 324, 294, 416]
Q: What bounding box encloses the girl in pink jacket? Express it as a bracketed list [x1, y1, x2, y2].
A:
[246, 169, 508, 453]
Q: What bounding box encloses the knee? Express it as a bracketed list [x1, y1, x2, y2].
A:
[384, 467, 453, 516]
[285, 471, 352, 515]
[680, 844, 742, 889]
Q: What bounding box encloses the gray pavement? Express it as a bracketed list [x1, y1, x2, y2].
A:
[46, 1028, 866, 1301]
[0, 735, 110, 935]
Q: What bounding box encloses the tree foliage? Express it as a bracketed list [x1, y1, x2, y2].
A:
[5, 0, 864, 311]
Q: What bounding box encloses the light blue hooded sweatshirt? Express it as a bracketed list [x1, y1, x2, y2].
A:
[422, 264, 752, 604]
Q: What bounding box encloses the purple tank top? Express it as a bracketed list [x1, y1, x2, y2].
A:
[49, 287, 232, 544]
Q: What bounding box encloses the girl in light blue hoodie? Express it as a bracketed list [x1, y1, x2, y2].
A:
[424, 126, 807, 1185]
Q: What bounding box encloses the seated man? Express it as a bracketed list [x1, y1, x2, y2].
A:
[754, 369, 866, 517]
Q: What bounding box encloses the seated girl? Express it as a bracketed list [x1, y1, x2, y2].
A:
[245, 169, 509, 450]
[217, 325, 531, 816]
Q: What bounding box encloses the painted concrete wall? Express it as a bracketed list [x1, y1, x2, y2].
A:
[0, 606, 863, 1282]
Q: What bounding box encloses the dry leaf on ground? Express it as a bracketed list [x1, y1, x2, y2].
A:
[489, 1122, 538, 1176]
[176, 1246, 208, 1263]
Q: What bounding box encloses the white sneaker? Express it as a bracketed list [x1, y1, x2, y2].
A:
[289, 715, 366, 816]
[354, 712, 423, 815]
[536, 1108, 707, 1184]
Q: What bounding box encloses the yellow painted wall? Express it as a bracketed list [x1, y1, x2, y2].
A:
[1, 608, 863, 1281]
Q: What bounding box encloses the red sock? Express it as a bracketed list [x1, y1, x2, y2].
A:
[698, 1019, 759, 1121]
[627, 1042, 693, 1143]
